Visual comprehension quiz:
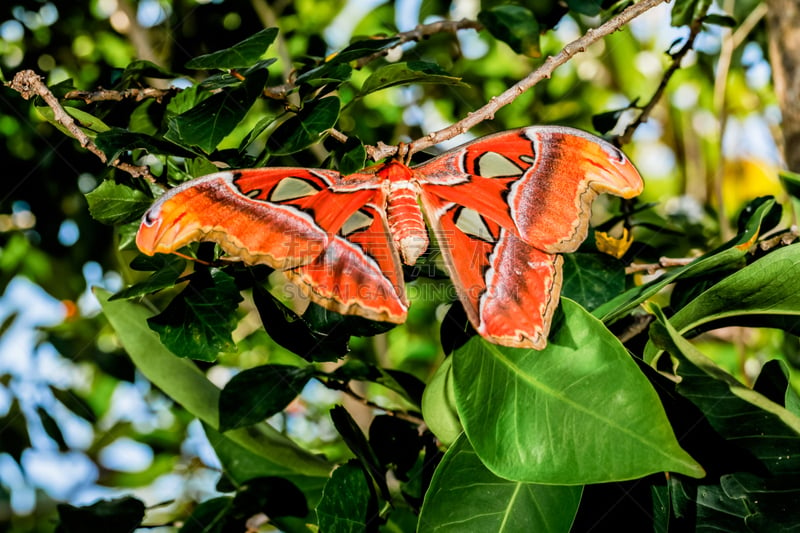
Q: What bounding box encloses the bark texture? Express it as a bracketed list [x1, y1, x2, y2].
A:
[767, 0, 800, 171]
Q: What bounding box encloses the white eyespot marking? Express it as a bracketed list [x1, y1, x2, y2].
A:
[340, 210, 373, 236]
[270, 177, 320, 202]
[455, 208, 494, 242]
[519, 154, 536, 165]
[476, 151, 523, 178]
[245, 189, 262, 199]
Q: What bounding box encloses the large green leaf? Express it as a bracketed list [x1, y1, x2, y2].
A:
[645, 243, 800, 362]
[315, 461, 374, 533]
[358, 61, 464, 96]
[185, 27, 278, 69]
[478, 5, 541, 57]
[648, 305, 800, 454]
[147, 268, 243, 362]
[561, 252, 625, 311]
[418, 434, 582, 533]
[267, 97, 340, 156]
[165, 69, 268, 153]
[453, 298, 704, 484]
[218, 364, 314, 432]
[95, 288, 333, 477]
[56, 497, 145, 533]
[85, 180, 152, 225]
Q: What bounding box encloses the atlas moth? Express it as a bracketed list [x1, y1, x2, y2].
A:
[136, 126, 643, 349]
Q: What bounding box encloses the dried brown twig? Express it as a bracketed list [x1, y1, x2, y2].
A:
[366, 0, 670, 161]
[8, 70, 155, 182]
[64, 86, 177, 104]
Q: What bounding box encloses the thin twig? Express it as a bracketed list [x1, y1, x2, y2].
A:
[8, 70, 155, 181]
[626, 256, 697, 275]
[366, 0, 669, 161]
[355, 18, 483, 68]
[616, 15, 707, 146]
[64, 86, 177, 103]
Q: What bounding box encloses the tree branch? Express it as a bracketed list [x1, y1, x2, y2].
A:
[8, 70, 155, 182]
[366, 0, 669, 161]
[355, 18, 483, 68]
[63, 86, 177, 103]
[616, 14, 706, 146]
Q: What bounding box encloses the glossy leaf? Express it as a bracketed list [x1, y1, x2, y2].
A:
[185, 27, 278, 69]
[178, 497, 233, 533]
[315, 461, 374, 533]
[232, 476, 309, 519]
[329, 405, 390, 500]
[478, 5, 541, 57]
[358, 61, 464, 96]
[165, 69, 268, 153]
[648, 305, 800, 454]
[566, 0, 605, 16]
[453, 298, 704, 484]
[251, 284, 349, 362]
[95, 128, 196, 162]
[561, 252, 625, 311]
[110, 255, 187, 300]
[267, 96, 340, 155]
[56, 497, 145, 533]
[418, 435, 582, 533]
[36, 105, 109, 139]
[147, 268, 243, 361]
[218, 364, 314, 432]
[85, 180, 152, 225]
[96, 288, 333, 477]
[595, 197, 778, 325]
[645, 243, 800, 363]
[421, 355, 462, 446]
[671, 0, 712, 26]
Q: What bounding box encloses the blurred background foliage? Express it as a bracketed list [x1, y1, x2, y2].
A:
[0, 0, 794, 530]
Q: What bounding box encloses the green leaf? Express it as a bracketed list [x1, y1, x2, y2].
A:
[178, 496, 233, 533]
[648, 304, 800, 442]
[203, 424, 328, 496]
[147, 268, 243, 361]
[185, 27, 279, 69]
[645, 243, 800, 363]
[368, 415, 421, 479]
[37, 406, 68, 451]
[671, 0, 712, 27]
[85, 180, 152, 225]
[218, 364, 314, 432]
[166, 69, 268, 153]
[233, 477, 309, 519]
[779, 169, 800, 200]
[315, 461, 374, 533]
[251, 284, 349, 362]
[110, 255, 187, 300]
[95, 288, 333, 477]
[56, 497, 145, 533]
[329, 406, 390, 500]
[561, 252, 625, 311]
[419, 435, 582, 533]
[267, 97, 340, 156]
[334, 137, 366, 175]
[478, 5, 541, 57]
[595, 197, 778, 325]
[36, 105, 110, 139]
[753, 360, 800, 416]
[566, 0, 605, 16]
[702, 13, 737, 27]
[421, 355, 462, 446]
[358, 61, 464, 96]
[118, 59, 179, 85]
[453, 298, 704, 484]
[95, 128, 196, 162]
